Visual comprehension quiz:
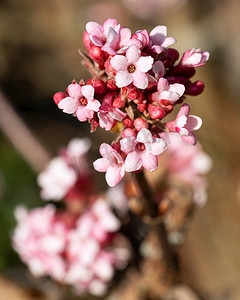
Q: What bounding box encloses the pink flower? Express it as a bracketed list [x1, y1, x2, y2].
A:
[148, 25, 176, 54]
[151, 78, 185, 104]
[165, 103, 202, 145]
[93, 144, 125, 187]
[37, 157, 77, 201]
[58, 83, 100, 122]
[120, 128, 167, 172]
[98, 92, 127, 131]
[12, 205, 67, 281]
[110, 45, 154, 89]
[180, 48, 210, 68]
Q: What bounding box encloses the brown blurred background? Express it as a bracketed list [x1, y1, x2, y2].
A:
[0, 0, 240, 299]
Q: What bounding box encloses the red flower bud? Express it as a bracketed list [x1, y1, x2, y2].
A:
[134, 118, 149, 131]
[89, 46, 105, 65]
[137, 102, 147, 113]
[123, 117, 133, 128]
[106, 78, 118, 91]
[86, 78, 107, 94]
[185, 81, 204, 96]
[53, 92, 67, 105]
[148, 104, 165, 119]
[83, 31, 92, 51]
[113, 94, 127, 108]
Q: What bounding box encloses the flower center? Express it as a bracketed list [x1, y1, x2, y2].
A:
[136, 142, 145, 151]
[79, 96, 88, 106]
[128, 64, 136, 73]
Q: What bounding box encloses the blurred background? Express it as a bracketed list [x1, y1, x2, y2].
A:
[0, 0, 240, 299]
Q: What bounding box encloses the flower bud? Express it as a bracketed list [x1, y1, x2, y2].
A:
[104, 56, 115, 73]
[86, 78, 107, 94]
[163, 48, 179, 68]
[83, 31, 92, 51]
[134, 118, 149, 131]
[148, 104, 165, 119]
[53, 92, 67, 105]
[106, 78, 118, 91]
[113, 94, 127, 108]
[123, 117, 133, 128]
[89, 46, 105, 65]
[137, 102, 147, 113]
[185, 81, 204, 96]
[122, 128, 135, 138]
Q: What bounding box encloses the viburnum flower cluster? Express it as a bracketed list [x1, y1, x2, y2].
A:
[13, 138, 130, 296]
[54, 19, 209, 187]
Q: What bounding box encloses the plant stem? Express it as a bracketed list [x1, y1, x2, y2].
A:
[135, 171, 179, 273]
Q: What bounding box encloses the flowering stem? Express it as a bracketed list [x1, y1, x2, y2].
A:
[135, 171, 179, 273]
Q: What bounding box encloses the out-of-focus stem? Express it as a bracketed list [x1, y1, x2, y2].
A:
[0, 90, 51, 173]
[135, 171, 179, 273]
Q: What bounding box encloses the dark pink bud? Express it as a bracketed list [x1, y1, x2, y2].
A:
[128, 88, 138, 100]
[122, 128, 135, 138]
[123, 117, 133, 128]
[89, 46, 105, 65]
[137, 102, 147, 113]
[148, 104, 165, 119]
[86, 78, 107, 94]
[106, 78, 118, 91]
[163, 48, 179, 68]
[185, 81, 205, 95]
[83, 31, 92, 51]
[134, 118, 148, 131]
[113, 94, 127, 108]
[111, 141, 121, 152]
[104, 56, 115, 73]
[53, 92, 67, 105]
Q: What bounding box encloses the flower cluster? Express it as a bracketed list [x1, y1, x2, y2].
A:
[13, 138, 130, 296]
[12, 200, 129, 296]
[54, 19, 209, 187]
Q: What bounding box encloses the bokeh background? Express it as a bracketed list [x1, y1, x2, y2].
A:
[0, 0, 240, 299]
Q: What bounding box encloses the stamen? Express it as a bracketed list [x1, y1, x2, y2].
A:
[128, 64, 136, 73]
[79, 97, 88, 106]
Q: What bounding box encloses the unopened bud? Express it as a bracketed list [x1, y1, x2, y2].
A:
[163, 48, 179, 68]
[122, 128, 135, 138]
[107, 78, 118, 90]
[123, 117, 133, 128]
[148, 104, 165, 119]
[134, 118, 148, 131]
[137, 102, 147, 112]
[113, 94, 127, 108]
[185, 81, 204, 95]
[89, 46, 105, 65]
[104, 56, 115, 73]
[53, 92, 67, 105]
[83, 31, 92, 51]
[86, 78, 107, 94]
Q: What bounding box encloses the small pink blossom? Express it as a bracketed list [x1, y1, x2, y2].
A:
[180, 48, 210, 68]
[110, 45, 153, 89]
[148, 25, 176, 54]
[151, 78, 185, 104]
[58, 83, 100, 122]
[93, 143, 125, 187]
[37, 157, 77, 201]
[98, 92, 127, 131]
[165, 103, 202, 145]
[120, 128, 167, 172]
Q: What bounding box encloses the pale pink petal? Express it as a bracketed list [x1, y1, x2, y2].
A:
[153, 61, 165, 80]
[98, 111, 114, 130]
[136, 128, 153, 144]
[93, 158, 110, 172]
[82, 85, 94, 101]
[141, 152, 158, 172]
[176, 103, 190, 118]
[110, 108, 127, 121]
[98, 212, 120, 232]
[93, 259, 114, 281]
[175, 115, 187, 128]
[86, 99, 100, 112]
[110, 55, 128, 71]
[146, 138, 167, 155]
[161, 36, 176, 48]
[124, 151, 142, 172]
[90, 36, 103, 47]
[58, 97, 79, 114]
[101, 43, 116, 55]
[181, 132, 197, 145]
[76, 107, 93, 122]
[120, 136, 136, 154]
[151, 45, 164, 54]
[176, 126, 189, 136]
[115, 70, 133, 88]
[136, 56, 153, 73]
[103, 18, 118, 36]
[67, 83, 82, 98]
[99, 143, 115, 160]
[132, 71, 148, 89]
[157, 78, 169, 93]
[107, 27, 119, 46]
[170, 83, 185, 97]
[126, 45, 141, 64]
[106, 165, 124, 187]
[150, 26, 167, 45]
[185, 115, 202, 131]
[86, 21, 103, 38]
[119, 28, 131, 47]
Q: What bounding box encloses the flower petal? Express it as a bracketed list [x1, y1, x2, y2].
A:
[176, 103, 190, 118]
[76, 107, 93, 121]
[99, 143, 115, 160]
[115, 70, 133, 88]
[124, 151, 142, 172]
[110, 55, 128, 71]
[150, 25, 167, 45]
[67, 83, 82, 98]
[126, 44, 141, 64]
[146, 138, 167, 155]
[106, 165, 124, 187]
[136, 56, 153, 73]
[136, 128, 153, 144]
[93, 158, 110, 172]
[181, 132, 197, 145]
[132, 71, 148, 89]
[58, 97, 79, 114]
[86, 99, 100, 112]
[141, 152, 158, 172]
[120, 136, 136, 154]
[186, 115, 202, 131]
[161, 36, 176, 48]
